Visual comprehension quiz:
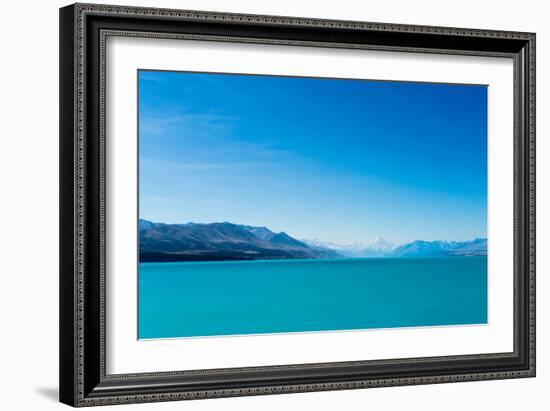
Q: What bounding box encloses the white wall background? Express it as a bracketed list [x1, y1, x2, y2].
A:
[0, 0, 546, 409]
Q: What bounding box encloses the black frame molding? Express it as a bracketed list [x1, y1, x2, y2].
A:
[60, 3, 536, 407]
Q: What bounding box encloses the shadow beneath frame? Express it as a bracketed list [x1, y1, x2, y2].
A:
[35, 387, 58, 402]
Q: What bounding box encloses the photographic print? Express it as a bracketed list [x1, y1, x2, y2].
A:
[137, 70, 488, 340]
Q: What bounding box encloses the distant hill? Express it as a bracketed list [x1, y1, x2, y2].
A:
[139, 219, 343, 262]
[389, 238, 487, 257]
[304, 237, 486, 258]
[302, 237, 396, 257]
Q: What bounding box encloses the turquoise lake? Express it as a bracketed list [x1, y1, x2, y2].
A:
[138, 256, 487, 339]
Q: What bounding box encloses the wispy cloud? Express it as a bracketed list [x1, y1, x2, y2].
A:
[141, 157, 257, 172]
[140, 111, 239, 136]
[217, 140, 300, 161]
[139, 72, 166, 83]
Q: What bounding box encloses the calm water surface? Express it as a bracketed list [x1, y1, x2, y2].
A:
[138, 257, 487, 339]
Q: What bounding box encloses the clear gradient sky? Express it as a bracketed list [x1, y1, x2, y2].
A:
[138, 70, 487, 244]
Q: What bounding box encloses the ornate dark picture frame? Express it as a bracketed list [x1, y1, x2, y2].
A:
[59, 3, 535, 407]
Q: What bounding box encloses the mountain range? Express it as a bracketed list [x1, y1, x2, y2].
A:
[139, 219, 487, 262]
[389, 238, 487, 257]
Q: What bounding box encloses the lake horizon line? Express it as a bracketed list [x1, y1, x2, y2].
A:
[139, 255, 488, 266]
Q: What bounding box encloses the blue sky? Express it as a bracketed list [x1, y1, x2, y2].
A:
[138, 70, 487, 244]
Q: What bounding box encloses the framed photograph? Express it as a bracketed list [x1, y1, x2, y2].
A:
[59, 3, 536, 406]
